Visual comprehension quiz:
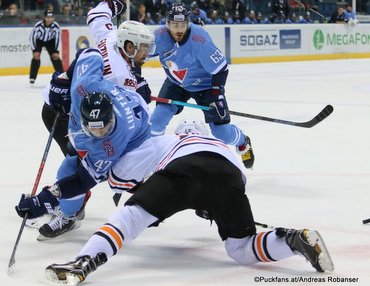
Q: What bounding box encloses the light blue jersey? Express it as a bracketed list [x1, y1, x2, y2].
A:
[153, 23, 227, 92]
[68, 49, 151, 182]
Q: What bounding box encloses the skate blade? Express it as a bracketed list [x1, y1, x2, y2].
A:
[306, 230, 335, 272]
[37, 222, 81, 241]
[45, 269, 81, 285]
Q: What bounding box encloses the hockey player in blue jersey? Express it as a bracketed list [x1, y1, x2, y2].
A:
[15, 48, 151, 239]
[150, 1, 255, 169]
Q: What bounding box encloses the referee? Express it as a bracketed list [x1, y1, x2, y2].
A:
[29, 10, 64, 84]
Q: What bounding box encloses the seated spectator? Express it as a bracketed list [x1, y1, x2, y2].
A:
[269, 12, 285, 23]
[7, 2, 20, 16]
[328, 6, 346, 23]
[343, 3, 358, 25]
[190, 1, 207, 21]
[3, 2, 26, 24]
[130, 3, 146, 23]
[154, 12, 166, 24]
[144, 0, 166, 19]
[232, 10, 242, 24]
[256, 11, 271, 24]
[59, 4, 72, 25]
[272, 0, 289, 21]
[344, 3, 356, 21]
[190, 7, 206, 25]
[144, 12, 156, 25]
[300, 11, 313, 23]
[196, 0, 211, 14]
[242, 10, 258, 24]
[206, 9, 223, 24]
[285, 12, 298, 24]
[73, 6, 87, 25]
[222, 10, 234, 24]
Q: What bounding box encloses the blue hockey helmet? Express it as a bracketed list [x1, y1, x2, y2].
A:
[80, 92, 115, 138]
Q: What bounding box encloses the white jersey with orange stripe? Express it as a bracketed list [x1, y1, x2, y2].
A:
[108, 134, 246, 193]
[87, 2, 137, 90]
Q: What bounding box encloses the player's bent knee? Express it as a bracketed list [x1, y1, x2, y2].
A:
[225, 237, 257, 265]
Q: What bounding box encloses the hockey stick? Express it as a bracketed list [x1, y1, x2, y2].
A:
[151, 96, 210, 111]
[150, 96, 334, 128]
[8, 112, 60, 274]
[363, 218, 370, 224]
[255, 221, 275, 229]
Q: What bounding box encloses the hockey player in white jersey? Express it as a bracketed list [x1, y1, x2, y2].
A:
[44, 121, 334, 285]
[87, 0, 155, 104]
[41, 0, 155, 158]
[150, 1, 255, 169]
[15, 48, 152, 239]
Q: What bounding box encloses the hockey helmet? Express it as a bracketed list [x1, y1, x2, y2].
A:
[167, 2, 190, 23]
[117, 20, 155, 60]
[174, 119, 209, 136]
[80, 92, 115, 138]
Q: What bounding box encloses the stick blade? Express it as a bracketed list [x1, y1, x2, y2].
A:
[7, 260, 16, 276]
[363, 218, 370, 224]
[297, 104, 334, 128]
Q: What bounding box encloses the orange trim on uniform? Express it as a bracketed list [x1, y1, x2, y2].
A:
[108, 177, 136, 188]
[100, 225, 123, 249]
[256, 232, 270, 262]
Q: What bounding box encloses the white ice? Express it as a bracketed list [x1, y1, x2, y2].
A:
[0, 59, 370, 286]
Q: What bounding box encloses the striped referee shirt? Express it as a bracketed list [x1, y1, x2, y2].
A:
[29, 20, 61, 50]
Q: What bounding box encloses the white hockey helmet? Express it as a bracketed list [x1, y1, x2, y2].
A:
[175, 119, 209, 136]
[117, 20, 155, 60]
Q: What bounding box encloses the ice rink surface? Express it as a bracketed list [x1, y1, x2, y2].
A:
[0, 59, 369, 286]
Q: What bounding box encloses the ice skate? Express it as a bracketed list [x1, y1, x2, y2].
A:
[37, 210, 80, 241]
[25, 213, 53, 230]
[237, 136, 255, 169]
[45, 253, 107, 285]
[276, 228, 334, 272]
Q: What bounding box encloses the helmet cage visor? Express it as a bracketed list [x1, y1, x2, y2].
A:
[81, 113, 115, 138]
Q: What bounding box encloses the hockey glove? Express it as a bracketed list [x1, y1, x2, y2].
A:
[104, 0, 127, 18]
[15, 186, 59, 219]
[207, 86, 230, 123]
[132, 66, 151, 104]
[136, 78, 152, 104]
[49, 72, 71, 113]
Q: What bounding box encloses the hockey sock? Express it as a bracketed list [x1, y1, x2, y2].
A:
[77, 205, 158, 258]
[209, 123, 244, 146]
[30, 58, 40, 80]
[256, 231, 295, 261]
[225, 231, 295, 265]
[51, 58, 64, 72]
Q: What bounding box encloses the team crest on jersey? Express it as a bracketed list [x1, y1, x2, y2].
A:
[165, 61, 187, 83]
[77, 149, 88, 159]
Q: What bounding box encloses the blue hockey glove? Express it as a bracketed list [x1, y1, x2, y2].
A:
[49, 72, 71, 113]
[15, 187, 59, 219]
[207, 86, 230, 123]
[104, 0, 127, 17]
